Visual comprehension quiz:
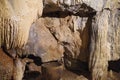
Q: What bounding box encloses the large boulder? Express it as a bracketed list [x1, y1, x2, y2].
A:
[24, 19, 64, 62]
[24, 13, 91, 69]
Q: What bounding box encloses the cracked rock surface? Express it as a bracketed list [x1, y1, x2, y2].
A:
[0, 0, 120, 80]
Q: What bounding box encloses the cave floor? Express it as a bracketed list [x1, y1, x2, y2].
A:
[23, 69, 120, 80]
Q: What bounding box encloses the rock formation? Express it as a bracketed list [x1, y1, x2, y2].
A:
[0, 0, 43, 80]
[24, 19, 64, 62]
[0, 49, 13, 80]
[0, 0, 120, 80]
[0, 0, 43, 50]
[42, 0, 120, 80]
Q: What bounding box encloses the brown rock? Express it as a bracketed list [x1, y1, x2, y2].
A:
[0, 0, 43, 51]
[25, 13, 91, 69]
[41, 62, 63, 80]
[0, 1, 43, 79]
[0, 1, 118, 80]
[24, 62, 42, 80]
[13, 58, 33, 80]
[61, 69, 89, 80]
[24, 1, 120, 80]
[41, 15, 90, 69]
[27, 63, 41, 72]
[0, 49, 13, 80]
[24, 18, 64, 62]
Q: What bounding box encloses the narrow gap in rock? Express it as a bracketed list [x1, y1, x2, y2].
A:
[108, 59, 120, 72]
[23, 55, 42, 80]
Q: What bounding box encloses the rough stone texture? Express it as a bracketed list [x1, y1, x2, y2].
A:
[1, 0, 120, 80]
[43, 0, 120, 80]
[27, 63, 41, 72]
[24, 19, 64, 62]
[107, 9, 120, 61]
[0, 0, 43, 80]
[60, 70, 89, 80]
[43, 0, 103, 14]
[0, 49, 13, 80]
[41, 62, 63, 80]
[25, 0, 120, 80]
[89, 9, 110, 80]
[25, 14, 91, 64]
[0, 0, 43, 51]
[88, 1, 120, 80]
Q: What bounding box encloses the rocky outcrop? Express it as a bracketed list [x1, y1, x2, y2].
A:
[24, 19, 64, 62]
[42, 0, 120, 80]
[0, 0, 43, 51]
[24, 14, 91, 67]
[0, 0, 120, 80]
[0, 0, 43, 80]
[22, 0, 120, 80]
[89, 1, 120, 80]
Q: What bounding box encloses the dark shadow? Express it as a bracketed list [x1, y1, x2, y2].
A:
[42, 11, 96, 18]
[42, 11, 72, 18]
[108, 59, 120, 72]
[42, 3, 96, 18]
[77, 16, 93, 63]
[67, 68, 90, 79]
[23, 71, 41, 80]
[28, 55, 42, 66]
[1, 46, 16, 59]
[63, 56, 90, 79]
[68, 60, 89, 72]
[72, 70, 90, 79]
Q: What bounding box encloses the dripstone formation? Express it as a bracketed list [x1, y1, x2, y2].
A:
[0, 0, 120, 80]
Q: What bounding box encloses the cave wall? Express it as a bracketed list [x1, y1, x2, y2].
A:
[25, 0, 120, 69]
[24, 1, 120, 80]
[0, 0, 120, 80]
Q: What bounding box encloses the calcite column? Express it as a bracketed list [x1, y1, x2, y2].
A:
[89, 9, 110, 80]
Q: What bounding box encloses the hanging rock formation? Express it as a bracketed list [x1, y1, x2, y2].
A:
[0, 0, 43, 80]
[0, 0, 120, 80]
